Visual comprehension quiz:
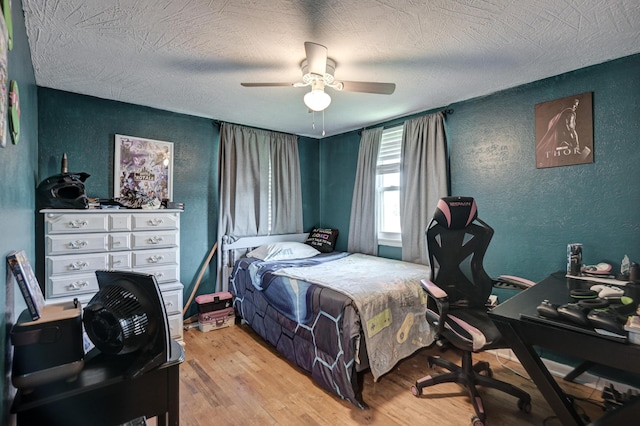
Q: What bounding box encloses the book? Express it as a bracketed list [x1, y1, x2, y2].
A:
[7, 250, 46, 321]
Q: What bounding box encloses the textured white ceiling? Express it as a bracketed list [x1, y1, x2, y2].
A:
[22, 0, 640, 138]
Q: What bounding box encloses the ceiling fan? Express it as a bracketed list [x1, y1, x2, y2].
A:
[241, 42, 396, 113]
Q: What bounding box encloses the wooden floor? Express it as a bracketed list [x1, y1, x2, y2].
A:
[176, 324, 606, 425]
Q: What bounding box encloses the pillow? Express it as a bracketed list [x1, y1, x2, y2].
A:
[246, 241, 320, 261]
[305, 228, 339, 253]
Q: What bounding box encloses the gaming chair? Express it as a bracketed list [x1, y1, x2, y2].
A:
[411, 196, 532, 426]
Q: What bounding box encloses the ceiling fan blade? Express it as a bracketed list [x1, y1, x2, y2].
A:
[304, 42, 328, 76]
[240, 82, 295, 87]
[337, 81, 396, 95]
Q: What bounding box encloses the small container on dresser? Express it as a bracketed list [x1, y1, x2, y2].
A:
[37, 209, 184, 341]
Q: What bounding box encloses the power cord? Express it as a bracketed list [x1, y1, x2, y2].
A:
[492, 349, 531, 381]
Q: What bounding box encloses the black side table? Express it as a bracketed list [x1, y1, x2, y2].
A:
[11, 340, 184, 426]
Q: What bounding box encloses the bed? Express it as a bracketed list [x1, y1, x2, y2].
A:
[222, 233, 435, 408]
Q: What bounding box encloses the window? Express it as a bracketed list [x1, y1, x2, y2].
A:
[376, 126, 403, 246]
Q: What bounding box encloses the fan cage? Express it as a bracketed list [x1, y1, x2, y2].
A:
[84, 284, 152, 355]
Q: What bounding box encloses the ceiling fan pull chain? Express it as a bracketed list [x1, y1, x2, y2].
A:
[322, 110, 326, 136]
[312, 111, 316, 130]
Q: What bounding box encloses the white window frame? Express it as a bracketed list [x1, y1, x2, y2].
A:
[376, 126, 403, 247]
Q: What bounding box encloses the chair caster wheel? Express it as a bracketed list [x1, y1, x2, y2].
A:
[518, 398, 532, 413]
[471, 415, 484, 426]
[410, 385, 421, 396]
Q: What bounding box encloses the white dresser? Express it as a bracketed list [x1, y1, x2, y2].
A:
[39, 209, 184, 341]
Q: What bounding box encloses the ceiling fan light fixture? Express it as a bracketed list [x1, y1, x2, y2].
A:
[304, 87, 331, 112]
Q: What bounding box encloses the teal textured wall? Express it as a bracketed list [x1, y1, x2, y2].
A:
[447, 54, 640, 282]
[0, 0, 38, 421]
[298, 136, 321, 231]
[319, 130, 360, 252]
[37, 89, 219, 315]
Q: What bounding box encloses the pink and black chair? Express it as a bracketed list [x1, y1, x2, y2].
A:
[411, 196, 532, 426]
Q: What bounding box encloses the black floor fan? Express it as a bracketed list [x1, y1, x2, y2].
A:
[83, 270, 171, 379]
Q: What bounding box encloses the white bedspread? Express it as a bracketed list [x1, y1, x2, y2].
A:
[274, 253, 435, 380]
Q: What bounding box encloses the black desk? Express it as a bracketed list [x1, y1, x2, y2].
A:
[11, 340, 184, 426]
[489, 272, 640, 426]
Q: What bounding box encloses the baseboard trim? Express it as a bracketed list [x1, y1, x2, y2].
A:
[488, 348, 640, 394]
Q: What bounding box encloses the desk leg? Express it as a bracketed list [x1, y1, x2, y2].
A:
[494, 320, 585, 426]
[167, 363, 180, 426]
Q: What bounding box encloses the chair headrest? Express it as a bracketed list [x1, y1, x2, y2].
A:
[433, 196, 478, 229]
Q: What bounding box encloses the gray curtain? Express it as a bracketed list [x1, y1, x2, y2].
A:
[270, 133, 304, 234]
[347, 127, 383, 255]
[217, 123, 302, 290]
[400, 112, 448, 264]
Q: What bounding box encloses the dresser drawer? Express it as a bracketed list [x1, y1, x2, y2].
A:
[109, 252, 132, 269]
[46, 233, 109, 255]
[109, 233, 132, 251]
[131, 213, 178, 231]
[160, 287, 183, 315]
[45, 213, 108, 234]
[131, 248, 177, 268]
[46, 253, 108, 275]
[135, 264, 179, 284]
[131, 230, 178, 249]
[108, 213, 132, 231]
[167, 312, 184, 340]
[48, 272, 99, 297]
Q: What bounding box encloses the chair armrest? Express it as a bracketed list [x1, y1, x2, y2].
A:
[421, 279, 449, 335]
[494, 274, 536, 290]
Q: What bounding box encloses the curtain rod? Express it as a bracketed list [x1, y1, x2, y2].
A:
[214, 120, 295, 137]
[358, 108, 454, 135]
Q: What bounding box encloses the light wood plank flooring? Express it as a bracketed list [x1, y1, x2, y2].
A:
[176, 324, 606, 425]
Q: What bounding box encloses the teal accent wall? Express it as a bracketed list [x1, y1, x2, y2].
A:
[297, 136, 321, 231]
[318, 130, 360, 252]
[447, 54, 640, 282]
[37, 89, 219, 317]
[1, 0, 38, 421]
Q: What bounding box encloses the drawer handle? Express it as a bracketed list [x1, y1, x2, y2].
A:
[148, 255, 164, 263]
[148, 218, 164, 226]
[148, 236, 164, 244]
[69, 261, 89, 271]
[69, 220, 88, 229]
[113, 259, 122, 265]
[154, 272, 164, 278]
[165, 301, 173, 307]
[112, 240, 121, 246]
[67, 281, 89, 291]
[68, 240, 88, 249]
